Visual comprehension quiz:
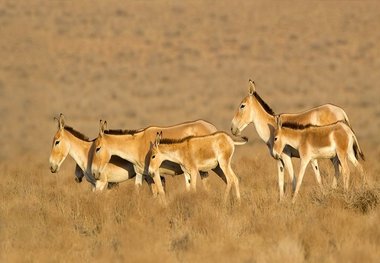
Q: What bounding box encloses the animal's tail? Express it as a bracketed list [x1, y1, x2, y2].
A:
[233, 136, 248, 146]
[341, 109, 352, 129]
[352, 133, 365, 161]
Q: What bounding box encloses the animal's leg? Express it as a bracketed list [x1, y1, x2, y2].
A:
[338, 154, 350, 191]
[95, 180, 108, 191]
[152, 173, 166, 204]
[74, 165, 84, 183]
[134, 172, 143, 190]
[330, 157, 340, 188]
[292, 159, 310, 203]
[189, 170, 198, 192]
[184, 172, 191, 192]
[282, 154, 296, 193]
[212, 164, 231, 203]
[227, 165, 241, 203]
[200, 171, 210, 191]
[310, 159, 323, 189]
[218, 161, 233, 204]
[348, 150, 366, 186]
[277, 159, 285, 201]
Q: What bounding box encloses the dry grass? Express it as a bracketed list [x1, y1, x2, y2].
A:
[1, 157, 379, 262]
[1, 0, 380, 262]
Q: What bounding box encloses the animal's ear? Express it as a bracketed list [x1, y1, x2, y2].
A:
[248, 79, 256, 95]
[99, 120, 106, 137]
[155, 131, 162, 147]
[55, 113, 65, 130]
[275, 115, 282, 128]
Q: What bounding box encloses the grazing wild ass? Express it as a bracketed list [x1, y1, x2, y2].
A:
[49, 114, 140, 191]
[148, 131, 247, 203]
[231, 79, 353, 200]
[91, 120, 218, 196]
[272, 115, 365, 203]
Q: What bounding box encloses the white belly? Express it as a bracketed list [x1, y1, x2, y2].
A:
[311, 146, 336, 159]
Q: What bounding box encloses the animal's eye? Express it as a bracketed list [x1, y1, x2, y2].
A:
[96, 147, 101, 153]
[55, 140, 60, 146]
[151, 155, 156, 159]
[274, 137, 278, 141]
[240, 104, 246, 109]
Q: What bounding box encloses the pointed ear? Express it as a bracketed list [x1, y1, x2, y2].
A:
[56, 113, 65, 130]
[248, 79, 256, 95]
[99, 120, 105, 137]
[275, 115, 282, 128]
[155, 131, 162, 147]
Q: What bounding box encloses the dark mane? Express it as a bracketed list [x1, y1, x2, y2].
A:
[104, 129, 141, 135]
[159, 136, 194, 145]
[253, 92, 275, 115]
[64, 126, 91, 141]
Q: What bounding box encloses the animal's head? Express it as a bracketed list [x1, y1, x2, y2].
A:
[231, 79, 256, 135]
[49, 113, 70, 173]
[272, 115, 285, 160]
[91, 120, 111, 178]
[148, 131, 164, 176]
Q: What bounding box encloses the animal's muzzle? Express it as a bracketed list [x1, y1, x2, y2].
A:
[50, 165, 58, 173]
[231, 126, 241, 136]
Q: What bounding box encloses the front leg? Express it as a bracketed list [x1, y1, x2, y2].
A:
[152, 172, 166, 205]
[281, 154, 296, 193]
[310, 159, 323, 190]
[292, 158, 310, 203]
[74, 164, 84, 183]
[277, 159, 285, 201]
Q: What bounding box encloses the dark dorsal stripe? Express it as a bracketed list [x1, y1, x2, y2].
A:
[104, 129, 141, 135]
[253, 92, 275, 115]
[159, 136, 195, 145]
[64, 126, 91, 142]
[281, 121, 342, 130]
[281, 122, 318, 130]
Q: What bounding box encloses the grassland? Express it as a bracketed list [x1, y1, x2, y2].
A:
[1, 0, 380, 262]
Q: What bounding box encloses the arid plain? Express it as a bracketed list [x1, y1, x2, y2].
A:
[1, 1, 380, 262]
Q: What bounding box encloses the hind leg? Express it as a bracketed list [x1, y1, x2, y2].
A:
[330, 157, 341, 189]
[227, 166, 241, 203]
[310, 159, 323, 190]
[338, 153, 350, 191]
[348, 151, 366, 186]
[213, 163, 232, 203]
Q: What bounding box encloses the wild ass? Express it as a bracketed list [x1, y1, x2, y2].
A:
[148, 131, 247, 203]
[49, 114, 153, 191]
[91, 119, 218, 196]
[231, 79, 352, 200]
[272, 115, 365, 203]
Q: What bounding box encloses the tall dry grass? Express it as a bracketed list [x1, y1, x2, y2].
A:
[1, 154, 379, 262]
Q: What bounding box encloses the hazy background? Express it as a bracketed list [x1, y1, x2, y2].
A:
[0, 1, 379, 262]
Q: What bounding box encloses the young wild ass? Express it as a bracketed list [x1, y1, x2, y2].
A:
[49, 114, 139, 191]
[272, 115, 365, 203]
[91, 120, 218, 196]
[148, 131, 247, 203]
[231, 79, 353, 201]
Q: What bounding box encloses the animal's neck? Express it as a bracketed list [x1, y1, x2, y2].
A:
[281, 128, 302, 150]
[159, 144, 184, 165]
[107, 134, 141, 164]
[250, 97, 275, 144]
[67, 133, 92, 171]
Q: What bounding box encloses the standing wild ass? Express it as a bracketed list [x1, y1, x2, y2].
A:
[231, 80, 353, 200]
[272, 115, 365, 203]
[148, 131, 247, 203]
[49, 114, 138, 191]
[91, 120, 218, 197]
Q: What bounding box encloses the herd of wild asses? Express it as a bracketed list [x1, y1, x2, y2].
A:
[49, 80, 365, 204]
